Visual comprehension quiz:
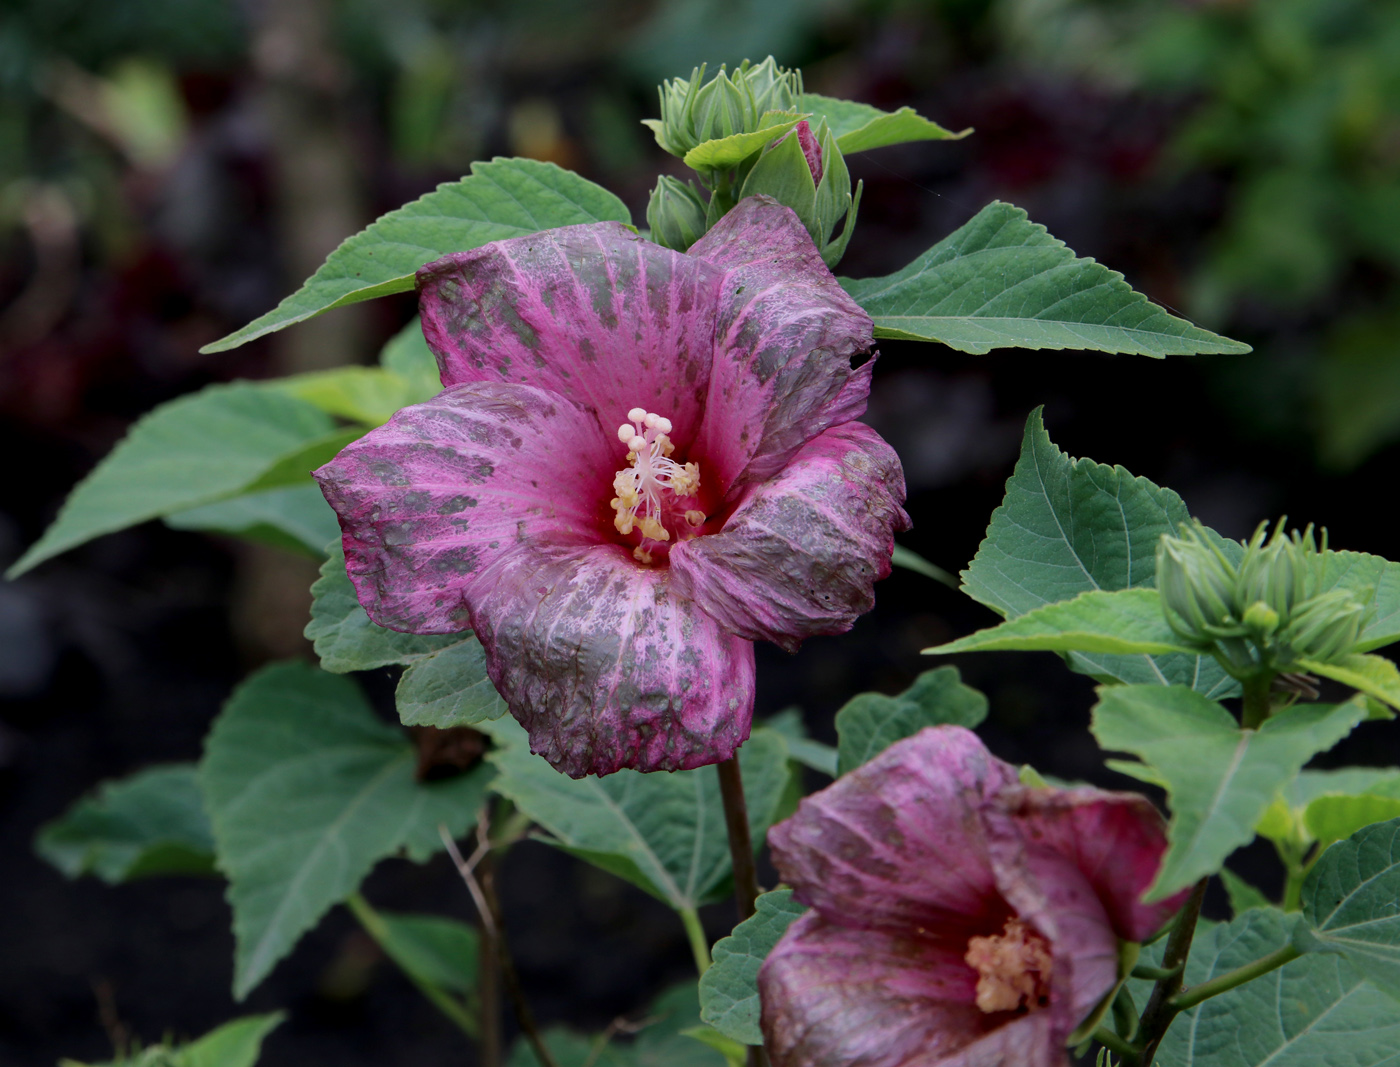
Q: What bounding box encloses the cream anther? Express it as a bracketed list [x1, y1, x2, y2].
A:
[609, 406, 703, 559]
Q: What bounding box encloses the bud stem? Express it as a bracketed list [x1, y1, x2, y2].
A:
[1241, 672, 1275, 729]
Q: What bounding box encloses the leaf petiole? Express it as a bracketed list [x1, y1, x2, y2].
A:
[1168, 945, 1301, 1012]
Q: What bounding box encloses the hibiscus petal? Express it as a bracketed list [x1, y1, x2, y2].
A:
[466, 542, 755, 777]
[669, 422, 910, 651]
[315, 382, 614, 634]
[689, 197, 877, 495]
[768, 726, 1017, 936]
[417, 223, 721, 452]
[984, 786, 1189, 944]
[760, 912, 1062, 1067]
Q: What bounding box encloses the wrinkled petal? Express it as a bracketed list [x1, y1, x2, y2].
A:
[670, 422, 910, 651]
[984, 786, 1188, 944]
[418, 223, 721, 452]
[316, 382, 613, 633]
[466, 542, 755, 777]
[768, 726, 1018, 936]
[761, 913, 1062, 1067]
[689, 197, 876, 495]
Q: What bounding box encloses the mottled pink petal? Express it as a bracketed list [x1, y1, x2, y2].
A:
[689, 198, 876, 495]
[465, 541, 755, 777]
[985, 786, 1188, 943]
[768, 726, 1018, 935]
[417, 223, 721, 452]
[669, 422, 910, 651]
[760, 913, 1062, 1067]
[315, 382, 612, 633]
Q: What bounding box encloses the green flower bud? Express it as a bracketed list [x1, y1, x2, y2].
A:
[737, 118, 861, 267]
[1156, 525, 1239, 646]
[642, 57, 803, 161]
[646, 175, 709, 252]
[1234, 520, 1315, 618]
[1279, 589, 1368, 663]
[1242, 600, 1281, 637]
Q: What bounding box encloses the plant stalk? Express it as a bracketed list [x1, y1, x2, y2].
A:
[1131, 878, 1208, 1066]
[346, 892, 479, 1038]
[1168, 945, 1301, 1012]
[679, 907, 712, 975]
[1241, 672, 1274, 729]
[478, 850, 504, 1067]
[716, 755, 760, 922]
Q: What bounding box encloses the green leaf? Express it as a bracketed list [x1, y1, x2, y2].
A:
[678, 1026, 747, 1067]
[926, 587, 1197, 658]
[960, 408, 1238, 698]
[179, 1012, 286, 1067]
[374, 910, 478, 994]
[202, 159, 632, 353]
[64, 1013, 288, 1067]
[797, 92, 969, 154]
[1305, 795, 1400, 846]
[699, 888, 807, 1045]
[271, 367, 421, 427]
[165, 484, 340, 558]
[841, 201, 1251, 356]
[200, 661, 492, 998]
[1151, 908, 1400, 1067]
[761, 709, 837, 777]
[835, 666, 988, 776]
[1220, 868, 1272, 915]
[506, 1033, 630, 1067]
[681, 113, 803, 171]
[378, 317, 442, 401]
[306, 542, 464, 672]
[1299, 817, 1400, 999]
[241, 426, 365, 492]
[634, 982, 727, 1067]
[36, 764, 215, 883]
[8, 384, 336, 577]
[396, 638, 508, 729]
[1299, 654, 1400, 711]
[488, 730, 790, 910]
[1091, 685, 1365, 900]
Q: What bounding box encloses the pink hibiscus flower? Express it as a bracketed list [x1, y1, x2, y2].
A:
[315, 197, 909, 777]
[760, 726, 1187, 1067]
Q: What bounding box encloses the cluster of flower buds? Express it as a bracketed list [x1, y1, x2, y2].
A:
[646, 175, 709, 252]
[643, 57, 803, 161]
[1157, 520, 1369, 673]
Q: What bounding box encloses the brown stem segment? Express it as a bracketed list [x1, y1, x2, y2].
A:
[478, 857, 559, 1067]
[1133, 878, 1209, 1066]
[477, 850, 503, 1067]
[717, 755, 760, 922]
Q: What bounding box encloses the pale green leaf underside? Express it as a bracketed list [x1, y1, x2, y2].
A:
[165, 484, 340, 558]
[959, 408, 1237, 698]
[1305, 795, 1400, 845]
[699, 888, 807, 1045]
[834, 667, 987, 776]
[1301, 817, 1400, 1000]
[797, 93, 968, 154]
[841, 201, 1251, 356]
[1300, 654, 1400, 711]
[1152, 908, 1400, 1067]
[682, 113, 803, 170]
[200, 662, 492, 998]
[1092, 685, 1365, 900]
[36, 763, 215, 883]
[8, 384, 336, 577]
[202, 159, 632, 353]
[927, 587, 1196, 657]
[488, 731, 790, 911]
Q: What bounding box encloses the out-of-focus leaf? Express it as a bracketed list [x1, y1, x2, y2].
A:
[798, 92, 968, 153]
[165, 485, 340, 558]
[835, 667, 987, 775]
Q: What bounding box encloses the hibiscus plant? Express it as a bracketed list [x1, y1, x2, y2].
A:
[19, 56, 1400, 1067]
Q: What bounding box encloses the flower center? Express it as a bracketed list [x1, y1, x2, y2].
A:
[964, 918, 1054, 1014]
[610, 406, 703, 564]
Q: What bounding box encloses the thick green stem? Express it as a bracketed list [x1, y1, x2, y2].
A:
[346, 892, 478, 1038]
[1169, 945, 1301, 1011]
[679, 907, 712, 975]
[1241, 672, 1275, 729]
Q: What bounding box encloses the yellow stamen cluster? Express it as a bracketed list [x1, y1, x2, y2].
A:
[610, 407, 701, 553]
[964, 918, 1054, 1014]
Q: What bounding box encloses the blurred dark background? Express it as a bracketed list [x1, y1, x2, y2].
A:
[4, 0, 1400, 1062]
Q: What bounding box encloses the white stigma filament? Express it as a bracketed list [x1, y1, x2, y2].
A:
[610, 407, 701, 553]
